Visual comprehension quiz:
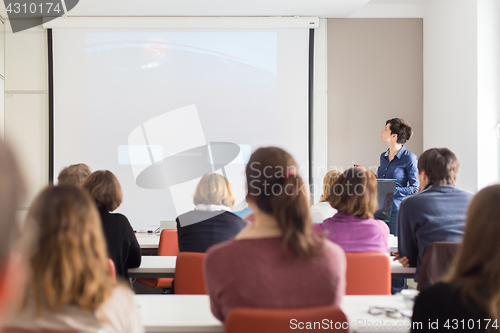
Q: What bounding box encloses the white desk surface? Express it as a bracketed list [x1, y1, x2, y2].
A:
[128, 256, 176, 278]
[137, 234, 398, 252]
[136, 234, 160, 249]
[129, 255, 416, 279]
[135, 295, 412, 333]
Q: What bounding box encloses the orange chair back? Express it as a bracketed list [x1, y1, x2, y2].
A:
[174, 252, 206, 294]
[345, 252, 390, 295]
[137, 229, 179, 289]
[158, 229, 179, 256]
[225, 306, 348, 333]
[107, 258, 117, 284]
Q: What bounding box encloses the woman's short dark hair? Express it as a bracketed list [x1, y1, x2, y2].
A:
[386, 118, 413, 144]
[81, 170, 122, 212]
[418, 148, 460, 186]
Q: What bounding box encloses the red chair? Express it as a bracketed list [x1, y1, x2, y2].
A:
[137, 229, 179, 292]
[345, 252, 390, 295]
[225, 306, 348, 333]
[174, 252, 206, 294]
[107, 258, 117, 284]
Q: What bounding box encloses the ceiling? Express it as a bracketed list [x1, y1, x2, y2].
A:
[0, 0, 430, 24]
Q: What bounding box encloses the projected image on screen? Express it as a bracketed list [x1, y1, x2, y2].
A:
[53, 27, 309, 230]
[85, 32, 278, 226]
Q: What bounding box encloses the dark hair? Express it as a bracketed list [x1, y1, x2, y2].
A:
[386, 118, 413, 144]
[58, 163, 92, 186]
[328, 167, 378, 219]
[81, 170, 123, 211]
[445, 185, 500, 324]
[418, 148, 460, 186]
[246, 147, 320, 258]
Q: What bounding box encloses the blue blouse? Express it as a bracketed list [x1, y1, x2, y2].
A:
[377, 145, 419, 212]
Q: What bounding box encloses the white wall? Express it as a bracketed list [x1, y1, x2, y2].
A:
[422, 0, 478, 192]
[4, 21, 48, 208]
[477, 0, 500, 189]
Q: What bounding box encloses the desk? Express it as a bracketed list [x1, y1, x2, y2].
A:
[129, 256, 416, 280]
[135, 295, 412, 333]
[137, 234, 160, 249]
[129, 256, 176, 278]
[388, 235, 398, 253]
[390, 257, 416, 279]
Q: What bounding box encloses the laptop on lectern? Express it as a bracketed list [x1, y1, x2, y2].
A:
[374, 179, 397, 223]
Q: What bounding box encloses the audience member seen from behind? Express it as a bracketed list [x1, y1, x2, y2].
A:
[378, 118, 419, 235]
[176, 173, 246, 253]
[0, 141, 29, 327]
[310, 169, 341, 223]
[57, 163, 92, 186]
[395, 148, 473, 281]
[323, 167, 389, 253]
[411, 185, 500, 332]
[82, 170, 141, 280]
[6, 185, 144, 333]
[205, 147, 346, 321]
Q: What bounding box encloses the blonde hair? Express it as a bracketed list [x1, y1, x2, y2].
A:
[58, 163, 92, 187]
[82, 170, 123, 212]
[193, 173, 235, 207]
[328, 167, 378, 219]
[445, 185, 500, 324]
[320, 169, 342, 203]
[26, 185, 113, 312]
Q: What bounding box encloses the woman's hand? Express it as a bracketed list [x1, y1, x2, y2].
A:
[392, 251, 411, 267]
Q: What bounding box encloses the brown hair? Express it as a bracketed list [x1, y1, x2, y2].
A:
[246, 147, 320, 258]
[82, 170, 123, 212]
[418, 148, 460, 186]
[386, 118, 412, 144]
[193, 173, 235, 207]
[57, 163, 92, 186]
[445, 185, 500, 324]
[328, 167, 378, 219]
[26, 185, 113, 312]
[0, 141, 26, 267]
[320, 169, 342, 203]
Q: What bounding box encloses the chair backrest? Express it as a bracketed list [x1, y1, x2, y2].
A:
[158, 229, 179, 256]
[417, 241, 461, 290]
[107, 258, 116, 284]
[174, 252, 206, 294]
[345, 252, 390, 295]
[225, 306, 348, 333]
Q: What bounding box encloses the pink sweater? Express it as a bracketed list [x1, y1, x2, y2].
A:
[204, 237, 346, 321]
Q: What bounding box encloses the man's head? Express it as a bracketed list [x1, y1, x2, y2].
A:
[418, 148, 460, 188]
[0, 140, 28, 324]
[57, 163, 92, 186]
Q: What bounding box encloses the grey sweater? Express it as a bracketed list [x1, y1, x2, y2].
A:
[398, 184, 473, 281]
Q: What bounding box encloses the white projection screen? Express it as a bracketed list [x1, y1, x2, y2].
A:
[52, 24, 311, 231]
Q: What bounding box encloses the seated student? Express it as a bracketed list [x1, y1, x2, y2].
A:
[176, 173, 246, 253]
[82, 170, 141, 280]
[411, 185, 500, 332]
[6, 185, 144, 333]
[395, 148, 473, 281]
[322, 167, 390, 253]
[0, 141, 30, 327]
[204, 147, 346, 322]
[57, 163, 92, 186]
[310, 169, 341, 223]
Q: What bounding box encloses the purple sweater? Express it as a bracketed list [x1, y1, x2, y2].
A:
[204, 237, 346, 321]
[322, 212, 389, 253]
